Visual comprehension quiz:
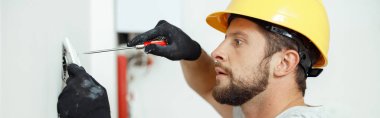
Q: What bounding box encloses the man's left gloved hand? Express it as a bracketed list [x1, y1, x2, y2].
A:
[58, 64, 111, 118]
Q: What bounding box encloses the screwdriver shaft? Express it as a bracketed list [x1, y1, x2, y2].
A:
[84, 47, 136, 54]
[84, 40, 167, 54]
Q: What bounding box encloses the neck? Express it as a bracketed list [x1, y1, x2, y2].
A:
[240, 76, 305, 118]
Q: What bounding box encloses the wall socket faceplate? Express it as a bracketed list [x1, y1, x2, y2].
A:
[62, 38, 81, 86]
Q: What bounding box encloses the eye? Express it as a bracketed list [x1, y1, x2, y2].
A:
[234, 39, 242, 46]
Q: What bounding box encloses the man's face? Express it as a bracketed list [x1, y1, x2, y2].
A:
[211, 17, 271, 106]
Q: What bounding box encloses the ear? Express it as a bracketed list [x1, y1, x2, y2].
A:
[274, 50, 300, 77]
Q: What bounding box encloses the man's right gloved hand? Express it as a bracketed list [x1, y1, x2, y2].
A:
[58, 64, 110, 118]
[127, 20, 201, 61]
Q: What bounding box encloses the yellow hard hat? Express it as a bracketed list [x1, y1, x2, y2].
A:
[206, 0, 330, 68]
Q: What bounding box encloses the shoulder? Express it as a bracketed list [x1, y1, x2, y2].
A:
[276, 106, 328, 118]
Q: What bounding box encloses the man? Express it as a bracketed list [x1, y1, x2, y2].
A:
[58, 0, 329, 117]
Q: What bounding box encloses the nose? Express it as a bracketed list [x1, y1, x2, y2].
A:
[211, 44, 227, 62]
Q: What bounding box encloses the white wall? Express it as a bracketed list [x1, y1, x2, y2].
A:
[117, 0, 380, 118]
[0, 0, 117, 117]
[1, 0, 89, 117]
[1, 0, 94, 117]
[305, 0, 380, 117]
[0, 0, 3, 115]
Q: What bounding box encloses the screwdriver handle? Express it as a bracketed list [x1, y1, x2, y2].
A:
[136, 40, 167, 49]
[143, 40, 167, 46]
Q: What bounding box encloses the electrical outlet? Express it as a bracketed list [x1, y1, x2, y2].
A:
[62, 38, 81, 88]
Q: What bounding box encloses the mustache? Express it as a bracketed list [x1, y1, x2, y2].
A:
[214, 60, 232, 75]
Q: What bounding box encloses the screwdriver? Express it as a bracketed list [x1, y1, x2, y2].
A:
[84, 40, 167, 54]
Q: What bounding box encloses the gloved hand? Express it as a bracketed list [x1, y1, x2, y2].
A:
[58, 64, 110, 118]
[127, 20, 202, 61]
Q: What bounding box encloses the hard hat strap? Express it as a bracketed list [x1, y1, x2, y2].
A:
[265, 25, 322, 77]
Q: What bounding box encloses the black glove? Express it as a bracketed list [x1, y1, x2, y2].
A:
[127, 20, 202, 61]
[58, 64, 110, 118]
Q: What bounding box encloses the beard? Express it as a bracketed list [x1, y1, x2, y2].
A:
[212, 59, 269, 106]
